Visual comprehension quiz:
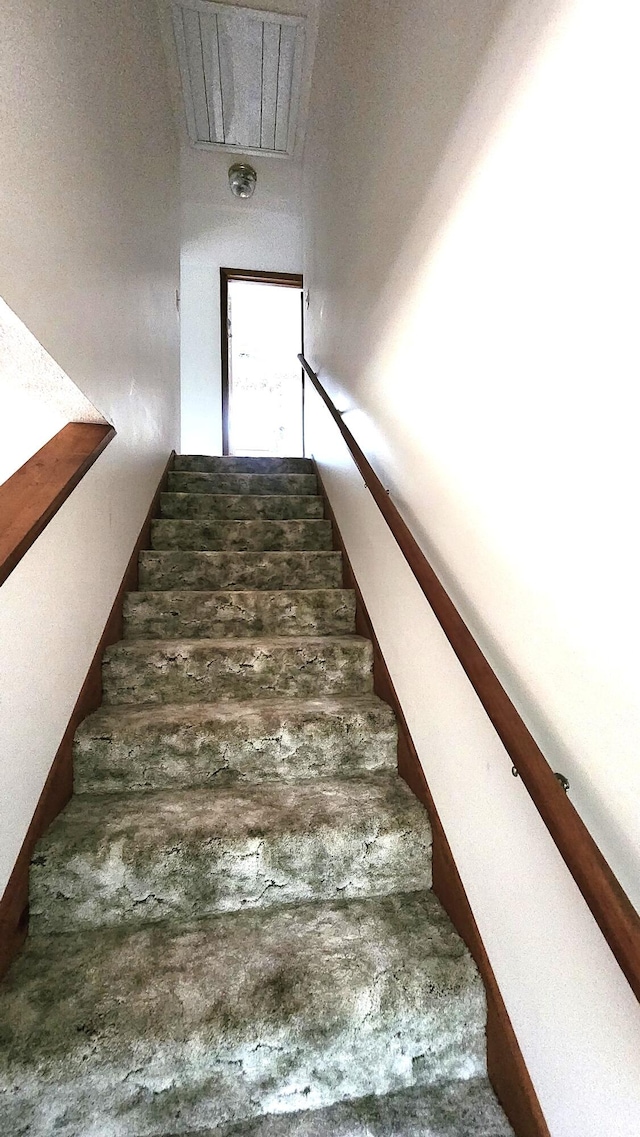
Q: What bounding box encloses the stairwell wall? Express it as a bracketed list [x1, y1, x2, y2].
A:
[0, 0, 179, 899]
[303, 0, 640, 1134]
[0, 299, 107, 487]
[179, 147, 303, 455]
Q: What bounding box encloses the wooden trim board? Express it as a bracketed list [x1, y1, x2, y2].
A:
[220, 268, 231, 456]
[0, 451, 174, 981]
[0, 422, 115, 587]
[221, 267, 304, 287]
[314, 462, 550, 1137]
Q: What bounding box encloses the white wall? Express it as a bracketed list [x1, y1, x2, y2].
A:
[303, 0, 640, 1133]
[0, 298, 106, 486]
[0, 0, 179, 898]
[155, 0, 317, 454]
[180, 147, 303, 454]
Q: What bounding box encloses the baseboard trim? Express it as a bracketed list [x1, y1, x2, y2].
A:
[314, 462, 550, 1137]
[0, 451, 174, 981]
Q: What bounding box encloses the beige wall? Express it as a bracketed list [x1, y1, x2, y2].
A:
[180, 146, 303, 455]
[303, 0, 640, 1133]
[0, 0, 179, 896]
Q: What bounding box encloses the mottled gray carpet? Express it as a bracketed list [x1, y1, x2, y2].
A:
[0, 456, 514, 1137]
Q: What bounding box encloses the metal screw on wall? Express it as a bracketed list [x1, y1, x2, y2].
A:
[511, 767, 570, 793]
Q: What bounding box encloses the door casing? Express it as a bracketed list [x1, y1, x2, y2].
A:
[220, 267, 304, 456]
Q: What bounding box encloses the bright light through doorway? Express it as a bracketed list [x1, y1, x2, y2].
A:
[228, 280, 303, 457]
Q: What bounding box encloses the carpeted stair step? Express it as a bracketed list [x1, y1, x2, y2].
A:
[172, 1078, 514, 1137]
[174, 454, 314, 474]
[167, 471, 318, 496]
[139, 549, 343, 591]
[73, 696, 398, 795]
[160, 493, 324, 522]
[0, 892, 486, 1136]
[29, 774, 432, 932]
[151, 518, 333, 551]
[123, 589, 356, 640]
[102, 635, 374, 705]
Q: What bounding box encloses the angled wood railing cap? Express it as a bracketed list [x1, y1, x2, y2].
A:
[299, 351, 640, 1004]
[0, 421, 115, 587]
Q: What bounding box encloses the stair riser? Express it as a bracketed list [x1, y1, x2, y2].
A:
[139, 551, 343, 591]
[123, 591, 356, 640]
[0, 895, 486, 1136]
[184, 1078, 514, 1137]
[0, 1018, 485, 1137]
[73, 701, 398, 795]
[174, 455, 313, 474]
[160, 494, 324, 522]
[151, 519, 333, 552]
[30, 787, 433, 933]
[168, 472, 318, 496]
[102, 638, 374, 705]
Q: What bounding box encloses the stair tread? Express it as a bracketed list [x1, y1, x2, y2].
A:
[104, 633, 372, 661]
[123, 588, 355, 640]
[106, 632, 369, 650]
[126, 587, 349, 595]
[0, 892, 486, 1135]
[171, 1078, 514, 1137]
[76, 692, 394, 727]
[41, 771, 427, 838]
[126, 587, 348, 595]
[162, 493, 321, 501]
[30, 774, 433, 931]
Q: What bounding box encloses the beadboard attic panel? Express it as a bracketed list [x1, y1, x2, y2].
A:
[171, 0, 306, 157]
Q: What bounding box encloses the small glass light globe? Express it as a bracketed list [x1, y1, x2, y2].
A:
[228, 163, 257, 199]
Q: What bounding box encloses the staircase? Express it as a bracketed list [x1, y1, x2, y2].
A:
[0, 456, 513, 1136]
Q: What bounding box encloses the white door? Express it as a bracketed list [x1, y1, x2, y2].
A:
[227, 280, 303, 457]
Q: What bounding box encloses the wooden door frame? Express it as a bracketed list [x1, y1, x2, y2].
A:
[220, 267, 304, 456]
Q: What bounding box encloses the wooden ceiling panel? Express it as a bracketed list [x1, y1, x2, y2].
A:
[172, 0, 306, 157]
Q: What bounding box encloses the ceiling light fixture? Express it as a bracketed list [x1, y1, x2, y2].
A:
[228, 163, 257, 199]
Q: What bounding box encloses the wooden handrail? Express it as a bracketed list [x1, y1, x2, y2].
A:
[299, 352, 640, 1003]
[0, 422, 115, 587]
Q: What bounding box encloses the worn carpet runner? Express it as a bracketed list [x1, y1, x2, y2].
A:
[0, 456, 513, 1136]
